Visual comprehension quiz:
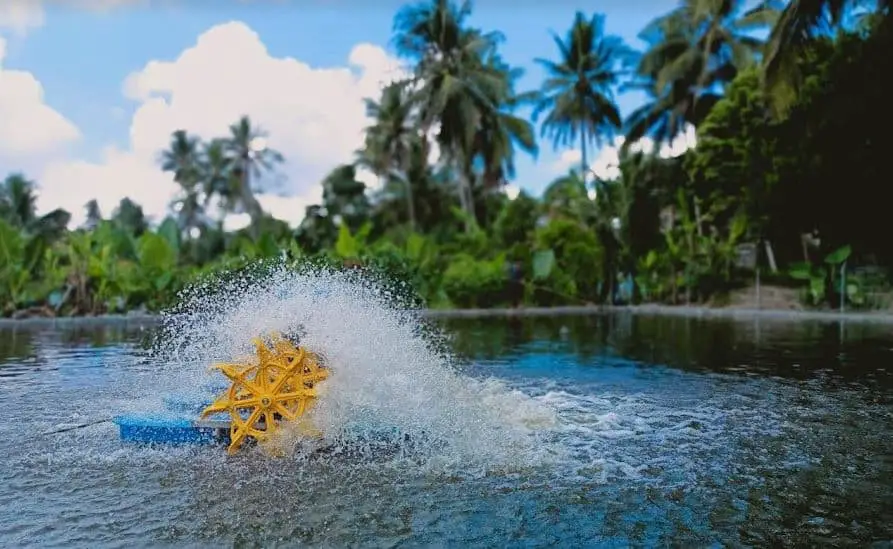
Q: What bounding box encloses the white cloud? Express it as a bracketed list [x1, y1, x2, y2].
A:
[550, 124, 698, 181]
[550, 149, 582, 176]
[354, 168, 380, 193]
[256, 194, 313, 227]
[36, 21, 408, 227]
[223, 212, 251, 233]
[0, 36, 80, 162]
[0, 2, 44, 35]
[0, 0, 143, 35]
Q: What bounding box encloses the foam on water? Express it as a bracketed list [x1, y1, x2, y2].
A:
[149, 261, 561, 473]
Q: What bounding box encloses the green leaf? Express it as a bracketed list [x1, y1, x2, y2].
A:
[643, 249, 659, 269]
[788, 262, 813, 280]
[155, 270, 174, 291]
[824, 245, 851, 265]
[532, 249, 555, 281]
[406, 233, 426, 262]
[335, 224, 358, 259]
[138, 232, 176, 273]
[810, 277, 826, 303]
[256, 233, 279, 258]
[0, 219, 25, 267]
[356, 222, 373, 245]
[728, 214, 748, 243]
[846, 283, 863, 305]
[157, 217, 181, 254]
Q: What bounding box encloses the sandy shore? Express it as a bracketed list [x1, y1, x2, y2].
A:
[3, 304, 893, 328]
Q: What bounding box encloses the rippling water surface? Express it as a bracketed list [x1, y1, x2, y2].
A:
[1, 313, 892, 548]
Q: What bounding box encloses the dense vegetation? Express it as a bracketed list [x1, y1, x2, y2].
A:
[2, 0, 891, 318]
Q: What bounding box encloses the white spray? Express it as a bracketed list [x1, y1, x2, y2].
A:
[151, 260, 560, 473]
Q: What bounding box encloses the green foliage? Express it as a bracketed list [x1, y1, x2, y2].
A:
[2, 2, 892, 316]
[532, 218, 604, 305]
[442, 253, 508, 308]
[0, 219, 30, 312]
[493, 190, 538, 248]
[789, 245, 861, 307]
[532, 249, 555, 281]
[334, 222, 372, 260]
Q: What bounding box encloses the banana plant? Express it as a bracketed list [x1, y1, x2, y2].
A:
[131, 231, 180, 310]
[789, 245, 861, 307]
[635, 249, 670, 302]
[0, 220, 31, 313]
[334, 222, 372, 261]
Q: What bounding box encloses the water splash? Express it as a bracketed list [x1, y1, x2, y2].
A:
[151, 260, 560, 473]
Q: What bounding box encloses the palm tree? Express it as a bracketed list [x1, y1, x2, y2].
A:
[358, 81, 419, 230]
[532, 12, 631, 176]
[83, 199, 102, 230]
[367, 134, 452, 233]
[542, 170, 597, 223]
[199, 138, 236, 214]
[623, 0, 775, 150]
[223, 115, 284, 239]
[646, 0, 774, 100]
[160, 130, 202, 188]
[111, 197, 148, 236]
[0, 174, 70, 242]
[0, 173, 38, 228]
[473, 58, 538, 192]
[750, 0, 887, 117]
[320, 164, 371, 233]
[392, 0, 508, 231]
[160, 130, 206, 239]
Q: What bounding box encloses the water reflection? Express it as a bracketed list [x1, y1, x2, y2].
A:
[443, 313, 893, 389]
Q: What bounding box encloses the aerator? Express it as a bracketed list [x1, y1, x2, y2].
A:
[113, 333, 328, 455]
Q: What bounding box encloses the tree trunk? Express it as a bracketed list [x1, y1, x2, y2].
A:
[453, 152, 475, 233]
[693, 197, 704, 237]
[458, 174, 474, 232]
[579, 95, 589, 179]
[404, 176, 417, 232]
[764, 239, 778, 272]
[242, 159, 262, 240]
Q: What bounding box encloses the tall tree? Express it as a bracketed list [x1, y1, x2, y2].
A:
[751, 0, 888, 117]
[83, 199, 103, 230]
[532, 12, 631, 176]
[0, 173, 38, 228]
[199, 138, 237, 215]
[392, 0, 509, 231]
[472, 57, 538, 193]
[0, 174, 69, 241]
[161, 130, 202, 189]
[623, 0, 775, 150]
[223, 116, 284, 239]
[359, 81, 419, 230]
[161, 130, 205, 237]
[112, 197, 149, 236]
[320, 164, 371, 234]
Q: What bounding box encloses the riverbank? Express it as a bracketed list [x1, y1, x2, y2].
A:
[4, 303, 893, 328]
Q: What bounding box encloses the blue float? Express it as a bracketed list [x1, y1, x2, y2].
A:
[114, 393, 231, 446]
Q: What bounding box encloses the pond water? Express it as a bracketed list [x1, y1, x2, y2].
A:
[1, 313, 891, 548]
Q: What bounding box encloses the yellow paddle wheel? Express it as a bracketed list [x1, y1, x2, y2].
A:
[200, 333, 329, 454]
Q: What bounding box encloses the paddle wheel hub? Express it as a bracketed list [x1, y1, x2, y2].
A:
[200, 333, 329, 454]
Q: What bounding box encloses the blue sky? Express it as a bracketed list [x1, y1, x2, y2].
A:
[0, 0, 682, 227]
